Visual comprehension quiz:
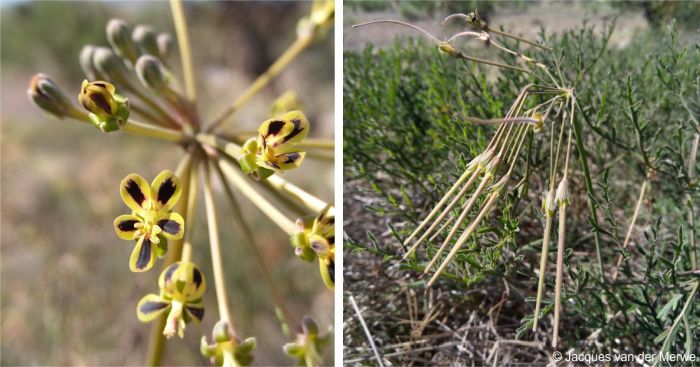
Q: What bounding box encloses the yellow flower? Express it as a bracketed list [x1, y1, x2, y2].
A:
[136, 261, 206, 338]
[78, 80, 130, 132]
[114, 170, 184, 272]
[290, 205, 335, 289]
[255, 110, 309, 172]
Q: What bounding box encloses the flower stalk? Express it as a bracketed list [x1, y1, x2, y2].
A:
[202, 161, 236, 330]
[169, 0, 196, 103]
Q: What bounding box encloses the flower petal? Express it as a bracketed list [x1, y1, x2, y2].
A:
[258, 111, 309, 152]
[157, 212, 184, 240]
[120, 174, 152, 213]
[114, 214, 142, 240]
[136, 294, 171, 322]
[151, 170, 182, 212]
[185, 302, 205, 323]
[319, 258, 334, 290]
[129, 236, 156, 272]
[273, 151, 306, 171]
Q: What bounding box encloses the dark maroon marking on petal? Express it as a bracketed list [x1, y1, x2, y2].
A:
[93, 82, 109, 88]
[282, 152, 301, 163]
[125, 179, 147, 207]
[157, 177, 177, 206]
[327, 236, 335, 245]
[193, 268, 203, 288]
[282, 118, 305, 143]
[327, 217, 335, 226]
[136, 238, 152, 270]
[264, 160, 280, 169]
[265, 120, 286, 137]
[158, 219, 181, 235]
[327, 259, 335, 282]
[140, 301, 169, 314]
[186, 305, 205, 321]
[89, 92, 113, 114]
[164, 262, 179, 282]
[118, 219, 140, 232]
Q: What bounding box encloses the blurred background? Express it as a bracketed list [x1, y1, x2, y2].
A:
[1, 1, 333, 365]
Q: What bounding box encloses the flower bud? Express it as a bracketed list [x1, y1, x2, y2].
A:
[532, 112, 544, 132]
[132, 25, 159, 56]
[271, 91, 303, 117]
[159, 261, 206, 301]
[542, 189, 556, 216]
[555, 177, 570, 206]
[301, 316, 319, 337]
[201, 321, 256, 366]
[157, 33, 173, 59]
[106, 19, 139, 64]
[79, 80, 130, 132]
[92, 47, 130, 83]
[79, 45, 100, 80]
[135, 55, 170, 91]
[238, 138, 274, 180]
[28, 74, 75, 119]
[438, 42, 462, 58]
[297, 0, 334, 39]
[484, 155, 501, 179]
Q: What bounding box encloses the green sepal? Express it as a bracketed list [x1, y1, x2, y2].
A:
[234, 337, 256, 366]
[200, 336, 216, 357]
[238, 154, 258, 176]
[156, 235, 168, 258]
[283, 343, 304, 357]
[257, 167, 274, 180]
[290, 231, 309, 250]
[88, 113, 119, 132]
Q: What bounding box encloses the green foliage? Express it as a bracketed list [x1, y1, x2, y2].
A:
[344, 19, 699, 357]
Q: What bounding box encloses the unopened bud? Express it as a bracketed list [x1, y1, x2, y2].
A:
[212, 320, 233, 343]
[533, 112, 544, 132]
[301, 316, 319, 336]
[135, 55, 170, 91]
[132, 25, 159, 56]
[79, 45, 99, 80]
[106, 19, 139, 64]
[79, 80, 129, 132]
[28, 74, 74, 119]
[438, 42, 462, 58]
[556, 177, 570, 206]
[484, 155, 501, 179]
[92, 47, 130, 83]
[157, 33, 173, 59]
[542, 189, 556, 216]
[271, 91, 303, 117]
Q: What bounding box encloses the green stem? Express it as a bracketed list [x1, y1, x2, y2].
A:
[265, 175, 329, 213]
[217, 158, 296, 234]
[213, 163, 299, 331]
[654, 281, 699, 366]
[123, 119, 186, 142]
[170, 0, 197, 103]
[202, 161, 235, 327]
[196, 133, 243, 160]
[296, 138, 334, 150]
[571, 99, 605, 283]
[146, 152, 193, 366]
[208, 35, 315, 132]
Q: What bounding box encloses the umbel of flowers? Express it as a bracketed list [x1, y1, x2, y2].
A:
[27, 1, 334, 365]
